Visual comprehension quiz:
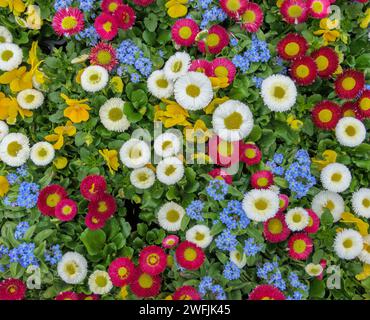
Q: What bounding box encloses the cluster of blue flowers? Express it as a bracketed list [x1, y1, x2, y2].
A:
[14, 222, 30, 240]
[186, 200, 204, 221]
[75, 25, 101, 46]
[53, 0, 73, 10]
[286, 272, 309, 300]
[257, 261, 286, 291]
[9, 243, 39, 268]
[200, 7, 228, 29]
[223, 261, 241, 280]
[244, 238, 263, 257]
[44, 245, 63, 266]
[78, 0, 95, 12]
[206, 179, 229, 201]
[252, 76, 264, 88]
[215, 230, 237, 251]
[219, 200, 250, 230]
[232, 35, 271, 73]
[198, 276, 226, 300]
[266, 153, 285, 175]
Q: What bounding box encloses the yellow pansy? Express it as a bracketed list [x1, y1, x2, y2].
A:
[360, 8, 370, 29]
[0, 176, 10, 197]
[27, 41, 46, 86]
[287, 115, 303, 131]
[312, 150, 337, 170]
[110, 76, 124, 94]
[356, 264, 370, 281]
[165, 0, 188, 18]
[99, 149, 120, 174]
[184, 119, 212, 143]
[0, 0, 25, 15]
[204, 96, 229, 114]
[154, 99, 191, 128]
[61, 94, 91, 123]
[209, 76, 229, 89]
[0, 66, 33, 93]
[0, 93, 33, 124]
[53, 156, 68, 169]
[45, 121, 77, 150]
[340, 212, 369, 236]
[25, 5, 43, 30]
[314, 18, 341, 46]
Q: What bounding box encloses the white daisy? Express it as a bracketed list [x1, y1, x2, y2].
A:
[57, 252, 88, 284]
[0, 133, 30, 167]
[30, 142, 55, 166]
[320, 163, 352, 193]
[0, 43, 23, 71]
[260, 75, 297, 112]
[156, 156, 184, 185]
[285, 207, 309, 231]
[335, 117, 366, 147]
[0, 120, 9, 142]
[157, 201, 185, 231]
[351, 188, 370, 218]
[0, 26, 13, 43]
[88, 270, 113, 295]
[99, 98, 130, 132]
[305, 263, 323, 277]
[311, 190, 344, 222]
[147, 70, 174, 99]
[230, 250, 247, 268]
[163, 52, 190, 80]
[212, 100, 254, 142]
[81, 65, 109, 92]
[130, 167, 155, 190]
[154, 132, 181, 158]
[16, 89, 44, 110]
[174, 71, 213, 111]
[242, 189, 280, 222]
[186, 225, 213, 248]
[358, 235, 370, 265]
[334, 229, 363, 260]
[119, 139, 151, 169]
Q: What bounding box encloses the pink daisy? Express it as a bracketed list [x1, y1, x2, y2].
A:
[115, 4, 136, 30]
[240, 2, 264, 33]
[198, 25, 229, 55]
[80, 175, 107, 201]
[304, 209, 320, 234]
[189, 59, 212, 76]
[250, 170, 274, 189]
[263, 213, 291, 243]
[307, 0, 330, 19]
[248, 284, 286, 300]
[85, 213, 107, 230]
[55, 198, 78, 222]
[52, 7, 84, 37]
[90, 42, 118, 71]
[101, 0, 123, 14]
[280, 0, 308, 24]
[278, 194, 289, 213]
[55, 291, 79, 300]
[108, 257, 136, 287]
[173, 286, 201, 300]
[210, 58, 236, 84]
[139, 245, 167, 275]
[162, 235, 179, 249]
[288, 233, 313, 260]
[175, 241, 205, 270]
[94, 13, 119, 41]
[171, 18, 199, 47]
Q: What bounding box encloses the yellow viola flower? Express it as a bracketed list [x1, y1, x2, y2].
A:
[45, 121, 77, 150]
[25, 5, 42, 30]
[312, 150, 337, 170]
[164, 295, 173, 300]
[0, 0, 25, 15]
[110, 76, 124, 94]
[0, 176, 10, 197]
[184, 119, 212, 143]
[360, 8, 370, 29]
[99, 149, 120, 174]
[340, 212, 369, 236]
[61, 93, 91, 123]
[27, 41, 46, 86]
[154, 99, 191, 128]
[287, 115, 303, 131]
[356, 264, 370, 281]
[0, 94, 33, 124]
[53, 156, 68, 169]
[209, 76, 229, 89]
[165, 0, 188, 18]
[314, 18, 341, 46]
[204, 96, 229, 114]
[0, 66, 33, 93]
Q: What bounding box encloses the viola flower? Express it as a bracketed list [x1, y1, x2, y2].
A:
[175, 241, 205, 270]
[311, 47, 339, 78]
[189, 59, 212, 76]
[357, 89, 370, 118]
[139, 245, 167, 275]
[208, 168, 233, 185]
[0, 278, 26, 300]
[55, 198, 78, 222]
[307, 0, 330, 19]
[80, 175, 107, 201]
[130, 269, 161, 298]
[263, 213, 291, 243]
[334, 70, 365, 100]
[132, 0, 155, 6]
[288, 233, 313, 260]
[85, 213, 106, 230]
[240, 2, 264, 33]
[280, 0, 308, 24]
[248, 284, 286, 300]
[88, 194, 117, 219]
[94, 13, 118, 41]
[37, 184, 68, 216]
[220, 0, 247, 18]
[173, 286, 201, 300]
[251, 170, 274, 189]
[277, 33, 308, 61]
[171, 18, 199, 47]
[198, 25, 229, 55]
[55, 291, 79, 300]
[278, 194, 289, 212]
[115, 4, 136, 30]
[341, 101, 363, 120]
[108, 257, 136, 287]
[90, 42, 117, 72]
[208, 135, 241, 167]
[290, 56, 317, 86]
[210, 58, 236, 84]
[162, 235, 179, 249]
[101, 0, 123, 14]
[312, 100, 342, 130]
[304, 209, 320, 234]
[52, 7, 84, 37]
[239, 143, 262, 166]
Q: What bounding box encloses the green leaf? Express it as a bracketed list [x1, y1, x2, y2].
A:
[34, 229, 55, 244]
[309, 279, 326, 298]
[321, 209, 334, 226]
[80, 229, 106, 256]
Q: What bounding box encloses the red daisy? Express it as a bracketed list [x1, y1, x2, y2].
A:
[52, 7, 84, 37]
[280, 0, 308, 24]
[304, 209, 320, 234]
[189, 59, 212, 76]
[173, 286, 201, 300]
[341, 101, 364, 120]
[108, 257, 136, 287]
[263, 213, 291, 243]
[311, 100, 342, 130]
[248, 284, 286, 300]
[115, 4, 136, 30]
[88, 193, 117, 219]
[139, 245, 167, 275]
[334, 69, 365, 100]
[101, 0, 123, 14]
[94, 13, 119, 41]
[277, 33, 308, 61]
[288, 233, 313, 260]
[162, 235, 179, 249]
[251, 170, 274, 189]
[171, 18, 199, 47]
[220, 0, 248, 18]
[357, 89, 370, 118]
[240, 2, 264, 33]
[55, 291, 79, 300]
[79, 293, 100, 300]
[311, 47, 339, 78]
[132, 0, 155, 6]
[278, 194, 289, 213]
[307, 0, 330, 19]
[208, 168, 233, 185]
[175, 241, 205, 270]
[80, 175, 107, 201]
[210, 58, 236, 84]
[55, 198, 78, 222]
[90, 42, 118, 72]
[239, 143, 262, 166]
[208, 135, 240, 167]
[198, 25, 229, 55]
[37, 184, 68, 216]
[130, 269, 161, 298]
[0, 278, 26, 300]
[290, 56, 317, 86]
[85, 213, 107, 230]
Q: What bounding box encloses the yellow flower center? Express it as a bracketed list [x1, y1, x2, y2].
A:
[343, 238, 353, 249]
[37, 148, 48, 158]
[166, 209, 180, 222]
[25, 94, 35, 103]
[273, 86, 286, 99]
[1, 50, 13, 61]
[218, 140, 234, 157]
[137, 172, 149, 182]
[98, 201, 108, 213]
[261, 296, 274, 300]
[61, 16, 78, 30]
[325, 200, 335, 211]
[245, 148, 256, 159]
[268, 218, 283, 234]
[162, 140, 173, 151]
[315, 55, 329, 71]
[284, 42, 299, 56]
[288, 5, 303, 18]
[186, 84, 201, 98]
[292, 213, 302, 223]
[242, 10, 256, 23]
[7, 141, 22, 157]
[359, 97, 370, 111]
[178, 26, 192, 39]
[214, 66, 229, 78]
[296, 65, 309, 78]
[129, 147, 142, 159]
[255, 198, 268, 211]
[179, 294, 192, 300]
[64, 262, 77, 276]
[224, 112, 243, 130]
[257, 177, 269, 187]
[226, 0, 240, 11]
[46, 193, 61, 207]
[318, 109, 332, 123]
[362, 198, 370, 208]
[108, 107, 123, 121]
[7, 285, 17, 294]
[97, 50, 112, 65]
[293, 239, 307, 253]
[89, 73, 101, 83]
[95, 275, 108, 287]
[147, 253, 160, 266]
[343, 109, 355, 117]
[165, 164, 176, 176]
[156, 78, 168, 88]
[312, 1, 323, 13]
[345, 125, 356, 136]
[118, 267, 128, 279]
[206, 33, 220, 47]
[62, 205, 72, 215]
[103, 21, 113, 32]
[195, 232, 205, 241]
[331, 173, 342, 182]
[184, 247, 197, 261]
[138, 273, 153, 288]
[108, 2, 118, 12]
[308, 216, 313, 227]
[341, 77, 356, 91]
[0, 36, 5, 43]
[171, 60, 183, 73]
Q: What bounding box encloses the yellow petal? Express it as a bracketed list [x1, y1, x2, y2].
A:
[167, 4, 187, 18]
[53, 156, 68, 169]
